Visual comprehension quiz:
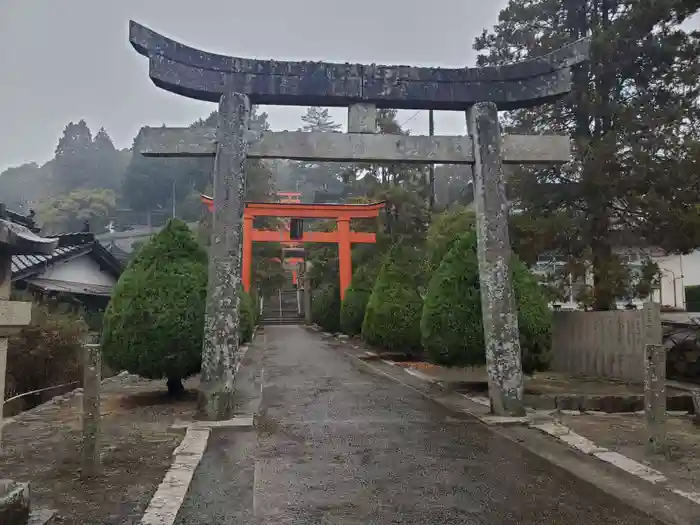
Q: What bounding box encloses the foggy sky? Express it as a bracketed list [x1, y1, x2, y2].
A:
[0, 0, 511, 171]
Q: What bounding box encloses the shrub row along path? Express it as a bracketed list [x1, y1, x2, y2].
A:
[174, 326, 662, 524]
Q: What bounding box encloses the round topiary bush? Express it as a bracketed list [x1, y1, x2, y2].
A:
[340, 262, 379, 337]
[362, 244, 424, 353]
[312, 283, 341, 333]
[420, 230, 552, 374]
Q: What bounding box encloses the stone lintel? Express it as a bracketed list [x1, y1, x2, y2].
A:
[138, 127, 571, 165]
[130, 21, 590, 110]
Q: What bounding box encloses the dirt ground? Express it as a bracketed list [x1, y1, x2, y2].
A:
[0, 374, 198, 525]
[558, 412, 700, 496]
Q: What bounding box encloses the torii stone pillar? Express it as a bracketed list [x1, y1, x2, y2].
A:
[468, 102, 522, 415]
[128, 20, 589, 417]
[198, 92, 250, 420]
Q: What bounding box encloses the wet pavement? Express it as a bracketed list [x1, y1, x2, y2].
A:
[175, 325, 663, 524]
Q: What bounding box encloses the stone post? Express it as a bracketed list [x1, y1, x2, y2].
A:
[466, 102, 525, 417]
[0, 246, 11, 454]
[644, 343, 667, 454]
[198, 92, 250, 421]
[81, 343, 101, 477]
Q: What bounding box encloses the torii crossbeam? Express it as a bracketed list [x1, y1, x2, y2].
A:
[128, 20, 590, 420]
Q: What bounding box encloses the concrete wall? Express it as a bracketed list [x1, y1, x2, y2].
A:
[653, 251, 700, 310]
[551, 304, 661, 383]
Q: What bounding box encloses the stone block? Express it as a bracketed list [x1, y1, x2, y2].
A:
[0, 480, 29, 525]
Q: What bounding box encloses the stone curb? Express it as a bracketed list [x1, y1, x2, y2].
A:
[139, 426, 211, 525]
[331, 334, 700, 509]
[529, 420, 700, 506]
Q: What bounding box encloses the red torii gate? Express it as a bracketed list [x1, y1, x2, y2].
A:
[275, 192, 303, 284]
[200, 196, 385, 299]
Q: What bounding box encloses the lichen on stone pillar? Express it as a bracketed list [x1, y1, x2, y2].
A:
[466, 101, 525, 417]
[198, 92, 250, 421]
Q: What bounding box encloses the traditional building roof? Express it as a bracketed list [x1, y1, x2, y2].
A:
[0, 206, 58, 255]
[11, 232, 123, 282]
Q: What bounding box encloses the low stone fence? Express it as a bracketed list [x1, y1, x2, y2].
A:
[551, 304, 662, 383]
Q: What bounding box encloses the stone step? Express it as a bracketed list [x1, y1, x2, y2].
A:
[261, 318, 303, 325]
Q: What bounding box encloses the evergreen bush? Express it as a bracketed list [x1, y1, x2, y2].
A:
[102, 219, 208, 395]
[421, 231, 552, 373]
[238, 288, 255, 344]
[312, 283, 341, 333]
[362, 244, 423, 353]
[340, 261, 380, 337]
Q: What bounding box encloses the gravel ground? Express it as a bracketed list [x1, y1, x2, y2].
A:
[0, 373, 197, 525]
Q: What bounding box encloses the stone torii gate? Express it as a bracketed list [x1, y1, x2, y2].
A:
[128, 20, 589, 419]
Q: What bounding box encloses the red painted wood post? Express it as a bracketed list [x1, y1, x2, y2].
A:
[242, 215, 253, 293]
[337, 218, 352, 300]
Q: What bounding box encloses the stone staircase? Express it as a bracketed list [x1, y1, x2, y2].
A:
[261, 288, 303, 325]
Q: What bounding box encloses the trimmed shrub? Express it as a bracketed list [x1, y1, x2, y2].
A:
[425, 207, 476, 272]
[421, 231, 552, 373]
[362, 244, 423, 353]
[340, 261, 380, 337]
[238, 288, 255, 344]
[312, 283, 341, 333]
[102, 219, 208, 395]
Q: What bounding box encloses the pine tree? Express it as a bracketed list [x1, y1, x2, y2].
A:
[474, 0, 700, 309]
[53, 120, 94, 192]
[300, 107, 341, 133]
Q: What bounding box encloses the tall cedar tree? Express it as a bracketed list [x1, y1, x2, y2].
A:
[474, 0, 700, 309]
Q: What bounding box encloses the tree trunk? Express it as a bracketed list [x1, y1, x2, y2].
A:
[591, 213, 616, 311]
[167, 377, 185, 397]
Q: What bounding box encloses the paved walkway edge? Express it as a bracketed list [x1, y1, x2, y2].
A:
[328, 332, 700, 514]
[139, 426, 211, 525]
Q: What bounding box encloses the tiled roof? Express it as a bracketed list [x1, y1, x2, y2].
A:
[11, 245, 86, 276]
[11, 233, 123, 282]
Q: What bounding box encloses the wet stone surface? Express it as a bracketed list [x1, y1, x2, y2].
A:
[175, 326, 662, 524]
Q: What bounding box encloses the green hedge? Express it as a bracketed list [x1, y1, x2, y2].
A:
[421, 231, 551, 373]
[340, 262, 380, 337]
[312, 283, 341, 333]
[362, 244, 423, 353]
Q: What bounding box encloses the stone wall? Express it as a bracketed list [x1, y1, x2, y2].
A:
[551, 304, 662, 383]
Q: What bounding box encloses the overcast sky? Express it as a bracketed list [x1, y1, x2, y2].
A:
[0, 0, 512, 171]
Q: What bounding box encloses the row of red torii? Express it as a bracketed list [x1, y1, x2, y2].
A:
[200, 194, 385, 299]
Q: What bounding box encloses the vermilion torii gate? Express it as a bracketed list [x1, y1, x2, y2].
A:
[199, 196, 385, 298]
[128, 20, 589, 420]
